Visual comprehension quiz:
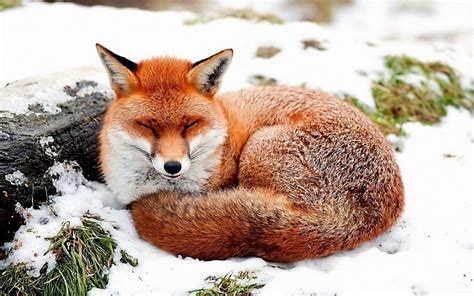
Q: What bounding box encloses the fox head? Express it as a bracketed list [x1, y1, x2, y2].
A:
[96, 44, 232, 204]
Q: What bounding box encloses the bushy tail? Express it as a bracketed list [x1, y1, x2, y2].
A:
[130, 187, 401, 262]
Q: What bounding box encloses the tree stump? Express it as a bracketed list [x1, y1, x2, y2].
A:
[0, 75, 113, 244]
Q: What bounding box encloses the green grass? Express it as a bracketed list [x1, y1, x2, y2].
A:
[0, 263, 45, 296]
[189, 271, 264, 296]
[184, 8, 283, 25]
[0, 215, 122, 296]
[0, 0, 20, 11]
[346, 55, 473, 136]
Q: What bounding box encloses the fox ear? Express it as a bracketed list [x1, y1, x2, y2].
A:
[187, 49, 233, 96]
[96, 43, 139, 96]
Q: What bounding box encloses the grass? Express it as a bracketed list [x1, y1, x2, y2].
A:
[346, 55, 473, 136]
[189, 271, 265, 296]
[184, 8, 283, 25]
[0, 263, 45, 296]
[0, 0, 20, 11]
[0, 215, 121, 296]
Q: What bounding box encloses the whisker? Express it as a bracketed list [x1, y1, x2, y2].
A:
[124, 143, 152, 161]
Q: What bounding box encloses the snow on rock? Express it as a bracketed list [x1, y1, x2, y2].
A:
[0, 67, 112, 115]
[4, 170, 28, 187]
[1, 2, 473, 295]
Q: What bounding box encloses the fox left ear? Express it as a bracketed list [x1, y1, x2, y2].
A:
[96, 43, 139, 97]
[187, 49, 233, 96]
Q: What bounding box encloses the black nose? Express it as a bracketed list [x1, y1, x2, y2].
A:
[164, 161, 182, 175]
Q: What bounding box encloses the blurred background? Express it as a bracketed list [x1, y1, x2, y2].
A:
[2, 0, 472, 54]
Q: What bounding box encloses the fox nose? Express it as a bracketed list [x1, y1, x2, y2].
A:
[164, 161, 182, 175]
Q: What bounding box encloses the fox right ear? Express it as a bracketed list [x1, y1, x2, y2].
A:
[187, 49, 233, 96]
[96, 43, 139, 97]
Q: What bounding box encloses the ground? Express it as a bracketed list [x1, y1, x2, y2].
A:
[0, 2, 473, 295]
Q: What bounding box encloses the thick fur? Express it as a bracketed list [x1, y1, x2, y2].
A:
[97, 45, 405, 262]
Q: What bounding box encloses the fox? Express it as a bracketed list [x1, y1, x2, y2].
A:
[96, 43, 404, 262]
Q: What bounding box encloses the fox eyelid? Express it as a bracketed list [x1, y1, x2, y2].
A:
[137, 121, 158, 135]
[184, 120, 199, 130]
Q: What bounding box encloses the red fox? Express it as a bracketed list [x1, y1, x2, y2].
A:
[96, 44, 404, 262]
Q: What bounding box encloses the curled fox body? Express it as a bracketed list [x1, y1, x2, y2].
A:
[96, 44, 404, 262]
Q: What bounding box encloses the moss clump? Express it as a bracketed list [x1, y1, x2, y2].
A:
[256, 46, 281, 59]
[190, 271, 264, 296]
[184, 8, 283, 25]
[120, 249, 138, 267]
[302, 39, 327, 51]
[0, 215, 119, 296]
[347, 55, 473, 136]
[248, 74, 278, 86]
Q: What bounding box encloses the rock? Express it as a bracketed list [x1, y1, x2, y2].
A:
[0, 69, 113, 244]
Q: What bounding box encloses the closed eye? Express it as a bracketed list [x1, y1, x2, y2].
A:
[184, 120, 198, 130]
[137, 121, 157, 135]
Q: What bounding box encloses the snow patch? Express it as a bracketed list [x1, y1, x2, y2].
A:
[0, 67, 112, 115]
[5, 170, 28, 187]
[39, 136, 59, 157]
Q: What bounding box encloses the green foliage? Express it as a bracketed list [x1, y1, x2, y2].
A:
[190, 271, 264, 296]
[184, 8, 283, 25]
[0, 0, 20, 11]
[0, 215, 122, 296]
[0, 263, 44, 296]
[347, 55, 473, 135]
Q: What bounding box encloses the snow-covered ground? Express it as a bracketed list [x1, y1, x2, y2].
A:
[1, 2, 473, 295]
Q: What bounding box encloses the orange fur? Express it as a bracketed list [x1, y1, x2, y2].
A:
[97, 45, 405, 262]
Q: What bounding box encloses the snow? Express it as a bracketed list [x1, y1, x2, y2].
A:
[1, 2, 473, 295]
[0, 67, 111, 114]
[4, 170, 28, 187]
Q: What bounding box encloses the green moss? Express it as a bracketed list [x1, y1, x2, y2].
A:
[190, 271, 264, 296]
[347, 55, 473, 136]
[0, 0, 20, 11]
[184, 8, 283, 25]
[0, 215, 122, 296]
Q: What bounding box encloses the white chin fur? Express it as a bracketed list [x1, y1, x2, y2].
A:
[104, 126, 226, 205]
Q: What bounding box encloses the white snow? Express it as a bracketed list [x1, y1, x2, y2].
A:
[4, 170, 28, 187]
[0, 67, 111, 114]
[1, 2, 473, 295]
[39, 136, 59, 157]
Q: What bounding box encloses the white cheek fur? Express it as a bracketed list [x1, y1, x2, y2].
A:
[103, 126, 227, 205]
